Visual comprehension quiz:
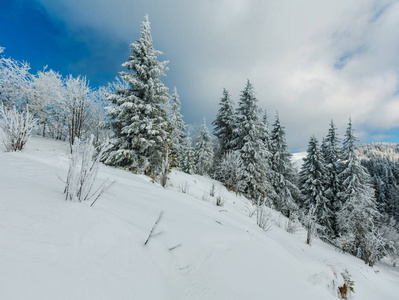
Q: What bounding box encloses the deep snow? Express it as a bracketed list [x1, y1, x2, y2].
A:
[1, 136, 398, 299]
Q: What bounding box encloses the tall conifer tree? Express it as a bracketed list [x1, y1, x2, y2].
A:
[261, 111, 272, 153]
[270, 113, 299, 216]
[232, 80, 274, 202]
[336, 119, 380, 262]
[194, 119, 214, 176]
[168, 87, 186, 167]
[104, 15, 170, 175]
[212, 88, 235, 157]
[299, 136, 333, 237]
[322, 120, 342, 236]
[180, 135, 195, 174]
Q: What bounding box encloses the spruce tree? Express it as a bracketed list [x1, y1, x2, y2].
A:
[336, 119, 380, 263]
[194, 118, 214, 176]
[104, 15, 170, 175]
[212, 88, 235, 157]
[168, 87, 186, 167]
[299, 135, 333, 237]
[270, 113, 299, 217]
[261, 111, 272, 153]
[180, 135, 195, 174]
[232, 80, 274, 203]
[322, 120, 342, 236]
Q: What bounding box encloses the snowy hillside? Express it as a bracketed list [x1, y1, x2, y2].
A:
[1, 136, 399, 300]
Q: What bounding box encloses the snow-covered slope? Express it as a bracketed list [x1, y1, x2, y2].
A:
[1, 136, 399, 300]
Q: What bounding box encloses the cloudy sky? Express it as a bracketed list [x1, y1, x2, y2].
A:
[2, 0, 399, 151]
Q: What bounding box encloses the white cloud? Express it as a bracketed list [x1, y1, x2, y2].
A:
[37, 0, 399, 151]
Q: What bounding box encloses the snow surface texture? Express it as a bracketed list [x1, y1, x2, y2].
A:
[1, 136, 399, 300]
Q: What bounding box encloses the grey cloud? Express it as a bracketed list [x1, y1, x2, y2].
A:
[37, 0, 399, 151]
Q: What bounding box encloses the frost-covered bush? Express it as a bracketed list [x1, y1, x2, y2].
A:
[256, 199, 272, 231]
[64, 135, 112, 204]
[285, 215, 300, 234]
[0, 105, 36, 151]
[210, 183, 216, 197]
[360, 221, 399, 267]
[178, 182, 190, 194]
[216, 151, 246, 194]
[159, 150, 169, 188]
[338, 269, 355, 300]
[303, 205, 318, 245]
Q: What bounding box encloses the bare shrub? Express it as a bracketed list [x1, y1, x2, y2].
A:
[209, 183, 216, 197]
[202, 192, 210, 202]
[216, 151, 246, 195]
[160, 150, 169, 188]
[0, 105, 36, 151]
[216, 195, 225, 207]
[64, 135, 113, 204]
[256, 198, 272, 231]
[338, 269, 355, 299]
[179, 182, 190, 194]
[303, 205, 317, 245]
[286, 214, 300, 234]
[285, 219, 295, 234]
[64, 75, 92, 152]
[248, 209, 256, 218]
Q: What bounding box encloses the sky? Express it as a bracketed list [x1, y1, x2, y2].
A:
[1, 0, 399, 152]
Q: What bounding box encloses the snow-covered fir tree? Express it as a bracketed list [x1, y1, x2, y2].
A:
[168, 87, 186, 167]
[261, 111, 272, 153]
[180, 135, 195, 174]
[194, 118, 214, 176]
[103, 15, 170, 175]
[209, 138, 221, 177]
[321, 120, 342, 236]
[212, 88, 235, 158]
[270, 113, 299, 217]
[336, 119, 381, 264]
[231, 80, 274, 203]
[299, 135, 333, 238]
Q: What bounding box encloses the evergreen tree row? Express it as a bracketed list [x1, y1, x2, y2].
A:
[359, 144, 399, 222]
[212, 81, 299, 218]
[299, 120, 397, 266]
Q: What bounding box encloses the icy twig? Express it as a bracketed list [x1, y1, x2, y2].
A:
[144, 210, 164, 246]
